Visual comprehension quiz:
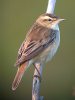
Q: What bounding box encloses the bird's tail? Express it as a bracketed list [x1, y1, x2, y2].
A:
[12, 62, 28, 91]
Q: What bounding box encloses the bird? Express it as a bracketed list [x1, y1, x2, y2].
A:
[12, 13, 64, 91]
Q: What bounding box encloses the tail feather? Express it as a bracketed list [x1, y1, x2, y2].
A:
[12, 62, 28, 91]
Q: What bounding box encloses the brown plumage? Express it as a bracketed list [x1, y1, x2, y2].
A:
[15, 23, 56, 66]
[12, 62, 28, 90]
[12, 13, 64, 90]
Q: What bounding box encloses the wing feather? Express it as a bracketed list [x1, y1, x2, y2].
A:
[15, 23, 57, 66]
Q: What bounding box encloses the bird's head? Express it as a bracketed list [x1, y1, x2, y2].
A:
[36, 13, 65, 30]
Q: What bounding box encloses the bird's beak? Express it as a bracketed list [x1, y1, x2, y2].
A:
[56, 18, 65, 23]
[52, 18, 65, 26]
[58, 18, 65, 22]
[51, 18, 65, 28]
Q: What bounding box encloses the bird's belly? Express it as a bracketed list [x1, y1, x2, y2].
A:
[45, 42, 59, 62]
[40, 32, 60, 62]
[39, 43, 57, 62]
[33, 30, 60, 63]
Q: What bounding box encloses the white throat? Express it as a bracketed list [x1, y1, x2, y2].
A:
[51, 24, 59, 31]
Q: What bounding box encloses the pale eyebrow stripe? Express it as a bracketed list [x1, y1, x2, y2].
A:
[41, 16, 52, 20]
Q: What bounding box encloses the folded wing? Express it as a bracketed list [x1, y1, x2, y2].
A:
[15, 23, 56, 66]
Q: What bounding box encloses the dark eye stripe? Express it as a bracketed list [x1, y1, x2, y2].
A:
[43, 19, 48, 21]
[43, 18, 52, 21]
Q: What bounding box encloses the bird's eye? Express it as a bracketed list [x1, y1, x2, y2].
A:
[48, 19, 51, 21]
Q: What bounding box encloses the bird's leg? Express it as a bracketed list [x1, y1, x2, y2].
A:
[33, 63, 42, 82]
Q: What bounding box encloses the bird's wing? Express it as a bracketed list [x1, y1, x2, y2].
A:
[15, 23, 56, 66]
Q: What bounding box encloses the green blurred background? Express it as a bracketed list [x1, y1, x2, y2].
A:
[0, 0, 75, 100]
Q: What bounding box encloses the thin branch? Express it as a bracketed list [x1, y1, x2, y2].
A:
[32, 63, 44, 100]
[46, 0, 56, 14]
[32, 0, 57, 100]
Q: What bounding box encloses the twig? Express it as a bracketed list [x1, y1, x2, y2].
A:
[46, 0, 56, 14]
[32, 0, 57, 100]
[32, 63, 44, 100]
